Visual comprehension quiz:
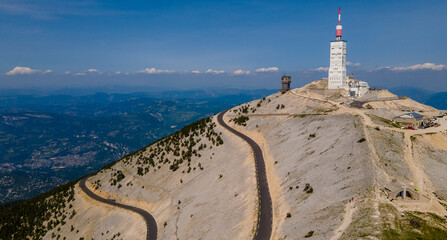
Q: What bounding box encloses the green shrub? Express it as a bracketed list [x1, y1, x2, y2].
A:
[305, 231, 314, 238]
[137, 167, 143, 176]
[232, 116, 249, 126]
[303, 183, 313, 194]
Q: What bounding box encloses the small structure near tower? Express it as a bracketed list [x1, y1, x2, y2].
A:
[384, 181, 420, 201]
[346, 74, 369, 97]
[393, 112, 425, 128]
[279, 75, 291, 93]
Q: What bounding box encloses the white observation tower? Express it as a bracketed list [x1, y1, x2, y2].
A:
[328, 8, 347, 89]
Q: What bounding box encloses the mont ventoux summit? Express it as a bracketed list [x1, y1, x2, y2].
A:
[1, 7, 447, 240]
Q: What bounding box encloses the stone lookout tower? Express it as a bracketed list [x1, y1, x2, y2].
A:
[279, 75, 291, 93]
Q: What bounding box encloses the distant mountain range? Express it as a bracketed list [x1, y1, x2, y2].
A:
[389, 86, 447, 110]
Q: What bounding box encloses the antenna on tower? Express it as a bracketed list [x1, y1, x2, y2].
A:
[338, 7, 341, 25]
[336, 7, 343, 41]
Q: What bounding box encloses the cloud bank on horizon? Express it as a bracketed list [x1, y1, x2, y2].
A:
[255, 67, 279, 73]
[312, 62, 446, 72]
[6, 66, 52, 75]
[205, 69, 225, 74]
[138, 68, 175, 74]
[3, 66, 284, 76]
[5, 63, 447, 76]
[233, 69, 251, 75]
[2, 62, 447, 92]
[389, 63, 446, 71]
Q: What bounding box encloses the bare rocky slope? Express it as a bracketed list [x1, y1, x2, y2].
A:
[1, 84, 447, 240]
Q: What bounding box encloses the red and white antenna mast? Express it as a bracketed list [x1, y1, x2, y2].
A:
[336, 7, 343, 41]
[338, 7, 341, 24]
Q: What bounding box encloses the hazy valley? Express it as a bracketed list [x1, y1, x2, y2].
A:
[0, 90, 274, 203]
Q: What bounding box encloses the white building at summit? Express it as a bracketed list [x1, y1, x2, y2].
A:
[327, 8, 369, 97]
[328, 40, 347, 89]
[328, 8, 347, 89]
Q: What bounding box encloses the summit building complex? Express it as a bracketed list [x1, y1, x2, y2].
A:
[328, 8, 347, 90]
[326, 8, 369, 98]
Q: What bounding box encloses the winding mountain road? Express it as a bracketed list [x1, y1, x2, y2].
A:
[217, 109, 273, 240]
[79, 178, 158, 240]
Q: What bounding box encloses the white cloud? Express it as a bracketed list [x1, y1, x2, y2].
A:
[73, 72, 87, 76]
[390, 63, 446, 71]
[87, 68, 101, 73]
[255, 67, 279, 73]
[368, 66, 391, 72]
[65, 71, 71, 75]
[233, 69, 250, 75]
[138, 68, 175, 74]
[71, 69, 102, 75]
[347, 61, 361, 67]
[191, 70, 200, 74]
[313, 67, 329, 71]
[115, 71, 121, 75]
[206, 69, 224, 74]
[6, 66, 52, 75]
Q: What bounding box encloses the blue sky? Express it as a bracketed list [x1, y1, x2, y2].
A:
[1, 0, 447, 92]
